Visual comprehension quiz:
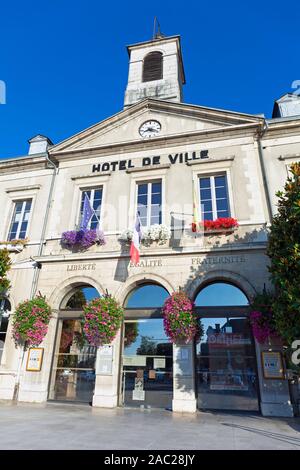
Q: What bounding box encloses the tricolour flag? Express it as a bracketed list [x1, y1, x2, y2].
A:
[80, 194, 94, 230]
[130, 213, 142, 265]
[192, 179, 200, 232]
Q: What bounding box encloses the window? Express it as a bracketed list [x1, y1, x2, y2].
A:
[199, 174, 230, 221]
[79, 188, 102, 229]
[7, 199, 32, 240]
[0, 298, 10, 363]
[142, 51, 163, 82]
[137, 180, 162, 227]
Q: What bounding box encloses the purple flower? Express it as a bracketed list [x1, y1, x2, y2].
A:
[61, 229, 105, 249]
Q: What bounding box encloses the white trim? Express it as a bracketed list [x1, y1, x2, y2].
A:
[195, 170, 233, 221]
[129, 172, 166, 229]
[77, 186, 104, 230]
[6, 199, 33, 241]
[135, 179, 164, 229]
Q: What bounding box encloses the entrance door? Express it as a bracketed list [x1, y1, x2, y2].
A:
[48, 319, 97, 403]
[196, 316, 259, 411]
[121, 319, 173, 409]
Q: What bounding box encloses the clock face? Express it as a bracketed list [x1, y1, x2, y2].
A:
[139, 120, 161, 139]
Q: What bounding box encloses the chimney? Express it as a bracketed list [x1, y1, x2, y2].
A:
[28, 134, 53, 155]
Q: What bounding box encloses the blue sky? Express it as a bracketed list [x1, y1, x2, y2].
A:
[1, 1, 299, 158]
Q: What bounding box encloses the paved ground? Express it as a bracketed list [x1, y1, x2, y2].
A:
[0, 402, 299, 450]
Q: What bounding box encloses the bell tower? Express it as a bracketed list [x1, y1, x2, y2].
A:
[124, 34, 186, 108]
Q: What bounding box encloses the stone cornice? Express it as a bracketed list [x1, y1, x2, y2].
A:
[36, 243, 267, 264]
[49, 123, 260, 162]
[0, 154, 47, 174]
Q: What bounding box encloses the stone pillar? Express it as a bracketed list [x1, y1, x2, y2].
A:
[172, 342, 197, 413]
[18, 313, 59, 403]
[255, 338, 294, 417]
[92, 331, 121, 408]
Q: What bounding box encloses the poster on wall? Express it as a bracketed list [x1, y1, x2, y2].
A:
[96, 346, 114, 375]
[262, 351, 284, 379]
[132, 378, 145, 401]
[26, 348, 44, 372]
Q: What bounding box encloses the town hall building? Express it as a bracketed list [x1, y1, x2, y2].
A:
[0, 33, 300, 416]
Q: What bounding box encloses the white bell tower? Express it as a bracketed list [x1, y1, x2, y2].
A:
[124, 34, 185, 108]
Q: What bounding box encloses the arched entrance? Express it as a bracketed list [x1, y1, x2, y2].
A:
[121, 282, 173, 410]
[0, 297, 11, 363]
[194, 281, 259, 412]
[48, 285, 100, 404]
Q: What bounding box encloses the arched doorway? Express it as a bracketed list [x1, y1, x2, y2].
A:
[48, 285, 101, 404]
[121, 283, 173, 410]
[194, 281, 259, 412]
[0, 297, 11, 363]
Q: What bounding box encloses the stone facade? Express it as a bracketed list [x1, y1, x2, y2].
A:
[0, 34, 299, 416]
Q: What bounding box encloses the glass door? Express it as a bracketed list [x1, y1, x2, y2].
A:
[121, 319, 173, 409]
[196, 316, 259, 411]
[48, 318, 97, 403]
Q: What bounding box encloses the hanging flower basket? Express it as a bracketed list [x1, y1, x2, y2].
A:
[61, 229, 106, 250]
[162, 291, 203, 344]
[82, 295, 124, 347]
[249, 310, 278, 344]
[249, 291, 279, 344]
[124, 322, 139, 348]
[12, 295, 52, 348]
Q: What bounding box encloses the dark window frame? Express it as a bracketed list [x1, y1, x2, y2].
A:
[142, 51, 163, 83]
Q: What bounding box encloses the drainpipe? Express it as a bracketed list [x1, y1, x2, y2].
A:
[256, 119, 274, 223]
[30, 153, 58, 298]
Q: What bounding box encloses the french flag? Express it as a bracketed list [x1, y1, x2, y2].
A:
[130, 213, 142, 265]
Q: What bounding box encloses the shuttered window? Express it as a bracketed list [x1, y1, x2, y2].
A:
[142, 51, 163, 82]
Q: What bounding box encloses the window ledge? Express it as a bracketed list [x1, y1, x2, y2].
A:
[278, 154, 300, 161]
[126, 164, 171, 174]
[71, 172, 111, 180]
[5, 184, 41, 193]
[186, 156, 235, 166]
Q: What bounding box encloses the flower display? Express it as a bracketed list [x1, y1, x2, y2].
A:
[120, 224, 171, 244]
[61, 229, 105, 249]
[12, 295, 52, 347]
[124, 322, 138, 348]
[82, 295, 124, 347]
[201, 217, 238, 232]
[249, 310, 278, 344]
[0, 249, 11, 294]
[162, 291, 202, 343]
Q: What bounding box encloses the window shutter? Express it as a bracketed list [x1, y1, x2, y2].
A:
[142, 52, 163, 82]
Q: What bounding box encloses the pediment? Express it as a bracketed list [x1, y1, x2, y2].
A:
[49, 99, 263, 154]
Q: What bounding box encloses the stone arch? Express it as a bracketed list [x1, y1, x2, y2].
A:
[115, 272, 175, 306]
[48, 275, 105, 310]
[186, 269, 257, 303]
